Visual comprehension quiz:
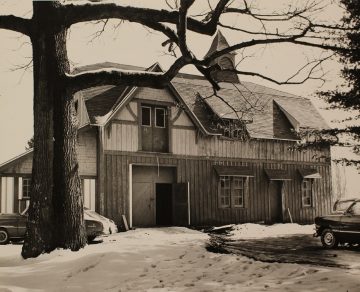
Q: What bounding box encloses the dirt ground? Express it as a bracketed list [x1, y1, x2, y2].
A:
[208, 233, 360, 270]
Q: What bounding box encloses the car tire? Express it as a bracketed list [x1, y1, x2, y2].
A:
[321, 228, 338, 249]
[0, 229, 9, 245]
[87, 236, 96, 243]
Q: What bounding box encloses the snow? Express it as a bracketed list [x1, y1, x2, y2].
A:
[228, 223, 315, 240]
[0, 226, 359, 291]
[94, 111, 112, 125]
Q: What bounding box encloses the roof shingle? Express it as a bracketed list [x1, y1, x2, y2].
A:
[75, 62, 329, 139]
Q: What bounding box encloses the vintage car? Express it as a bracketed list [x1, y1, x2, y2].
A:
[0, 208, 104, 245]
[84, 207, 118, 235]
[314, 199, 360, 248]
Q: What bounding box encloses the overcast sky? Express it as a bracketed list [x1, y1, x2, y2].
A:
[0, 0, 358, 195]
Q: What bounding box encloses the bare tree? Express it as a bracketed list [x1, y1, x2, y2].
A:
[0, 0, 348, 258]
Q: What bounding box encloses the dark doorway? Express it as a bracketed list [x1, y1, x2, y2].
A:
[269, 181, 283, 223]
[156, 183, 173, 225]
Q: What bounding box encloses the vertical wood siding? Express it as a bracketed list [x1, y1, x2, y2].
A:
[104, 119, 330, 163]
[77, 128, 97, 176]
[102, 152, 332, 226]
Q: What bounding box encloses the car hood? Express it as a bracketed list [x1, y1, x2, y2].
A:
[0, 213, 21, 220]
[315, 214, 343, 224]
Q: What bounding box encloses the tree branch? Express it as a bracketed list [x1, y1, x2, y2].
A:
[63, 2, 227, 35]
[230, 54, 333, 85]
[0, 15, 32, 36]
[67, 56, 189, 93]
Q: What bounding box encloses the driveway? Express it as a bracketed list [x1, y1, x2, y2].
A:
[208, 234, 360, 269]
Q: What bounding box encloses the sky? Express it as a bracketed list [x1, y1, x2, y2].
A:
[0, 0, 359, 195]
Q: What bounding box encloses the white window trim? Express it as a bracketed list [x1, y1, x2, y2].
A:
[22, 177, 31, 199]
[141, 106, 151, 127]
[232, 177, 245, 208]
[154, 107, 166, 128]
[219, 176, 247, 209]
[302, 179, 313, 207]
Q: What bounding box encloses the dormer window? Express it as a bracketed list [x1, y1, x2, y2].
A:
[140, 104, 169, 153]
[219, 57, 234, 70]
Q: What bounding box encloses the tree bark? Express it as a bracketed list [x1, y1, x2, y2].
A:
[53, 29, 86, 250]
[22, 1, 86, 258]
[21, 29, 55, 259]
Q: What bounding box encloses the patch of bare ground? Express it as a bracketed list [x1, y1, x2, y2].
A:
[207, 233, 360, 269]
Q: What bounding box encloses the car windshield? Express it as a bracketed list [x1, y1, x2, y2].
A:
[348, 202, 360, 215]
[334, 200, 356, 212]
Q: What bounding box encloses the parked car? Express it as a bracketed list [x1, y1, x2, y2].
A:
[84, 207, 118, 235]
[0, 208, 103, 245]
[314, 199, 360, 248]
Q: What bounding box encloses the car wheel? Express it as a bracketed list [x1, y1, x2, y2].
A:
[0, 229, 9, 245]
[87, 236, 96, 242]
[321, 229, 338, 249]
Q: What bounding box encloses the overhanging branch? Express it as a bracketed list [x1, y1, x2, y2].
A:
[67, 56, 189, 93]
[0, 15, 32, 36]
[63, 1, 230, 35]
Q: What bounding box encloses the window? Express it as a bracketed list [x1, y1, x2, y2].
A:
[140, 104, 169, 153]
[219, 176, 247, 208]
[81, 178, 96, 211]
[22, 178, 31, 198]
[302, 179, 313, 207]
[220, 176, 231, 207]
[141, 106, 151, 126]
[155, 108, 166, 128]
[74, 100, 79, 113]
[232, 177, 245, 207]
[348, 202, 360, 215]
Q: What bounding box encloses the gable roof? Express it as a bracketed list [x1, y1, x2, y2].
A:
[74, 62, 329, 140]
[0, 149, 33, 173]
[171, 76, 329, 139]
[73, 63, 145, 124]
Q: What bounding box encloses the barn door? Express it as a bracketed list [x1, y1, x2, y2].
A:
[132, 182, 155, 227]
[172, 183, 190, 226]
[269, 181, 283, 223]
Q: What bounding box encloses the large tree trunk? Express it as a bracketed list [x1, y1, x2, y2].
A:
[52, 28, 87, 250]
[22, 1, 86, 258]
[21, 30, 55, 259]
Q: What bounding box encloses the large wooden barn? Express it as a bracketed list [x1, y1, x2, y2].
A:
[0, 32, 332, 227]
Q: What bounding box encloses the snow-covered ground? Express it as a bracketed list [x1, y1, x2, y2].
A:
[0, 226, 359, 292]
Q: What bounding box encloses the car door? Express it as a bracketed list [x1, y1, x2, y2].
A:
[17, 214, 27, 237]
[341, 202, 360, 241]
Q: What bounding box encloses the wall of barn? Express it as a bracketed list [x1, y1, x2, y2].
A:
[102, 151, 332, 226]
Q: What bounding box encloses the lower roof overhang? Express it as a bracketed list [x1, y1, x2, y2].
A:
[298, 168, 322, 179]
[264, 169, 292, 181]
[214, 165, 255, 177]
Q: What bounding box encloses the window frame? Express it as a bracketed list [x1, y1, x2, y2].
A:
[219, 176, 231, 208]
[301, 178, 313, 207]
[218, 175, 247, 208]
[141, 105, 152, 127]
[154, 107, 166, 128]
[22, 177, 31, 199]
[232, 177, 245, 208]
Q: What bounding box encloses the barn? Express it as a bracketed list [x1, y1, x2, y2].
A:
[0, 31, 332, 227]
